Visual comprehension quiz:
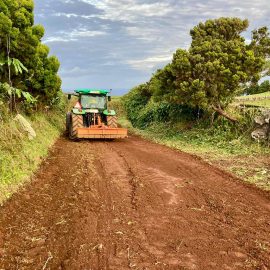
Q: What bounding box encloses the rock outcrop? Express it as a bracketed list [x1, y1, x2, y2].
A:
[251, 111, 270, 141]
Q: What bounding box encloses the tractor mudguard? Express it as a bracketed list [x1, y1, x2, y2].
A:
[103, 109, 116, 116]
[72, 108, 85, 115]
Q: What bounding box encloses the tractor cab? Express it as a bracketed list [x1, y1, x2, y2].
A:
[74, 89, 110, 109]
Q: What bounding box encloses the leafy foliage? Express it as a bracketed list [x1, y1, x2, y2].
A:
[262, 60, 270, 77]
[9, 58, 28, 75]
[125, 17, 270, 124]
[245, 80, 270, 95]
[0, 0, 61, 105]
[152, 18, 270, 112]
[123, 84, 152, 127]
[0, 57, 28, 75]
[0, 82, 37, 107]
[123, 83, 199, 129]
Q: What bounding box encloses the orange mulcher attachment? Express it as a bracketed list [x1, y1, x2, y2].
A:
[77, 114, 127, 139]
[77, 127, 128, 139]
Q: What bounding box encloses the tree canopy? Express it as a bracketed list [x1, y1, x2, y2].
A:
[0, 0, 61, 105]
[145, 17, 270, 121]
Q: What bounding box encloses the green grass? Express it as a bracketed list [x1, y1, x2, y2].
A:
[119, 117, 270, 190]
[234, 91, 270, 108]
[236, 91, 270, 100]
[112, 96, 122, 100]
[238, 99, 270, 108]
[0, 110, 65, 203]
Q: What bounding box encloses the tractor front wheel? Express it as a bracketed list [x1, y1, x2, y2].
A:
[107, 116, 118, 128]
[69, 114, 83, 140]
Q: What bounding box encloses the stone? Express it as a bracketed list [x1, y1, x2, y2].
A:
[251, 125, 269, 140]
[251, 110, 270, 141]
[14, 114, 36, 140]
[254, 115, 266, 126]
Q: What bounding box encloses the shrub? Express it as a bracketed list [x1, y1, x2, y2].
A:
[122, 84, 151, 126]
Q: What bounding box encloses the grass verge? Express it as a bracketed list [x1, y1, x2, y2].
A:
[238, 99, 270, 108]
[236, 91, 270, 100]
[119, 116, 270, 191]
[234, 91, 270, 108]
[0, 111, 64, 204]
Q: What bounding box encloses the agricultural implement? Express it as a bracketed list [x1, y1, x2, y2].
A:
[66, 89, 128, 140]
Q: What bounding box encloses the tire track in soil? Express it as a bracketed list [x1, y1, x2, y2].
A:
[109, 146, 139, 211]
[93, 141, 156, 269]
[0, 136, 269, 269]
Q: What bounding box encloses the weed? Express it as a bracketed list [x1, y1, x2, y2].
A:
[0, 109, 65, 203]
[255, 240, 269, 252]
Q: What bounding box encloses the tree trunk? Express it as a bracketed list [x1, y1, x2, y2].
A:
[7, 34, 16, 112]
[212, 105, 238, 123]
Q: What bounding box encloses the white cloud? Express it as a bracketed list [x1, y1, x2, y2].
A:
[80, 0, 173, 22]
[36, 0, 270, 89]
[60, 66, 88, 76]
[44, 28, 107, 43]
[125, 26, 161, 42]
[61, 0, 75, 3]
[53, 12, 79, 18]
[43, 37, 77, 43]
[52, 12, 100, 20]
[69, 28, 106, 37]
[127, 54, 173, 71]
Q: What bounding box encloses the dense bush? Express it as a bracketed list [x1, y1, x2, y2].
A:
[122, 84, 152, 127]
[245, 80, 270, 95]
[123, 83, 200, 129]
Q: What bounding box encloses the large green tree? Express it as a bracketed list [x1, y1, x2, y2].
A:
[152, 18, 270, 121]
[0, 0, 61, 104]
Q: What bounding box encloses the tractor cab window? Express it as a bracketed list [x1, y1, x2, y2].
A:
[80, 95, 106, 109]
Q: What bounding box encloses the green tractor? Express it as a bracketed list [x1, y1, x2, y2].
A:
[66, 89, 128, 140]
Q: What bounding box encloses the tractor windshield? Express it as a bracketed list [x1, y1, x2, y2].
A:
[80, 95, 106, 109]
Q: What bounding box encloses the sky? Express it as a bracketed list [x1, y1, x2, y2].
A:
[34, 0, 270, 95]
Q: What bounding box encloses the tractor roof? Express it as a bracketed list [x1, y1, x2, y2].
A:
[75, 89, 110, 95]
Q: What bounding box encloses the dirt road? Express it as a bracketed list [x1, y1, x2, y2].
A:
[0, 136, 269, 270]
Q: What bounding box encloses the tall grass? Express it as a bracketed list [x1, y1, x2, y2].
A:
[0, 107, 65, 204]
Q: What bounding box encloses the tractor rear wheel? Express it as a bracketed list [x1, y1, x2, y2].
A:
[66, 112, 71, 135]
[69, 114, 83, 140]
[107, 116, 118, 128]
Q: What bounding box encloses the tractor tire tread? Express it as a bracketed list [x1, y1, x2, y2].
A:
[70, 114, 83, 140]
[107, 116, 118, 128]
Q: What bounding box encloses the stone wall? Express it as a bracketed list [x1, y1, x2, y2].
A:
[251, 110, 270, 141]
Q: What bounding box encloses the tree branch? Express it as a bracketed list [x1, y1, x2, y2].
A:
[212, 105, 238, 123]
